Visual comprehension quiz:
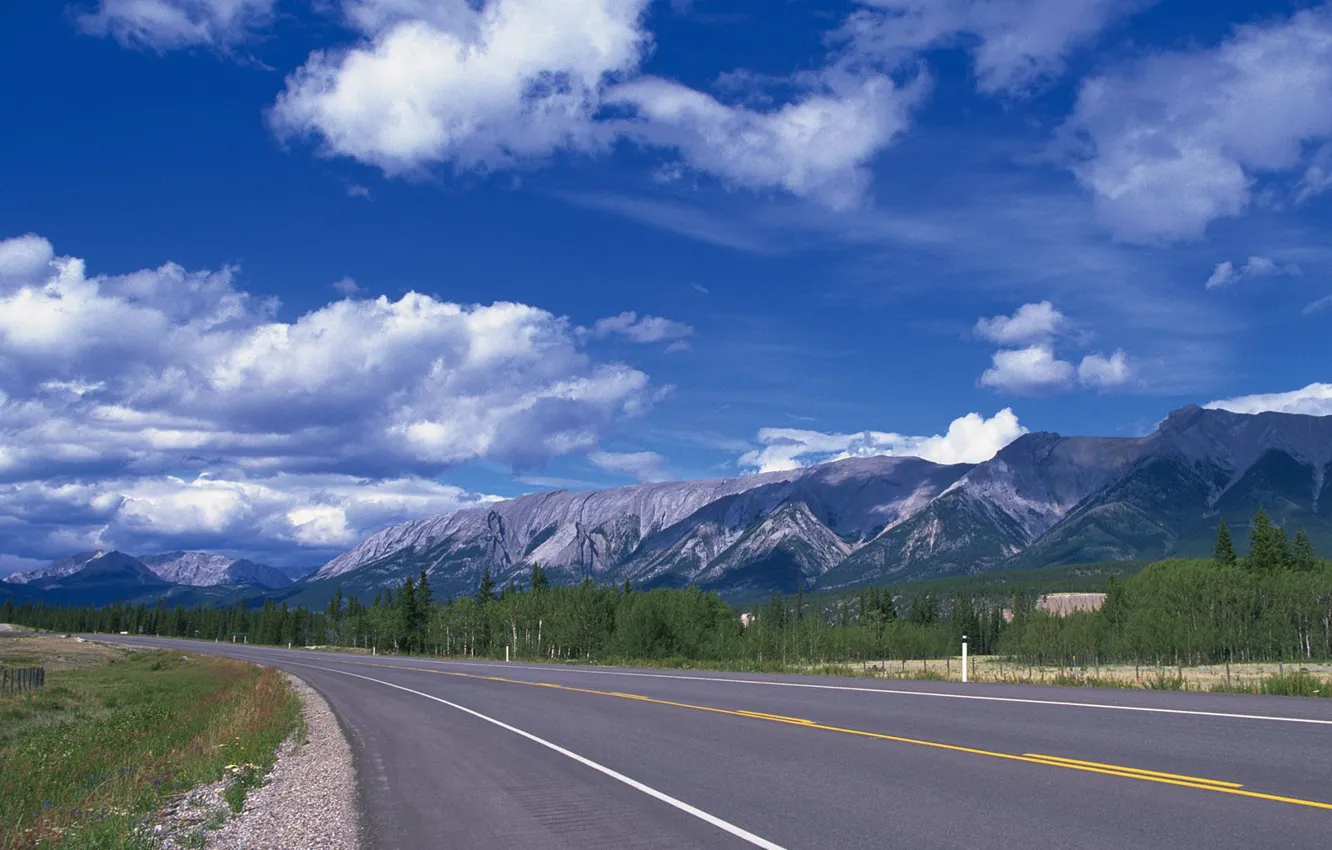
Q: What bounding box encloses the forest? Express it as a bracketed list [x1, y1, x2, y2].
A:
[6, 509, 1330, 672]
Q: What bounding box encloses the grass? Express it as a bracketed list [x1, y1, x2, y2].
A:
[0, 639, 301, 850]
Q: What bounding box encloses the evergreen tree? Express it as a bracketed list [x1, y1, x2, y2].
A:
[1213, 519, 1237, 568]
[477, 567, 496, 604]
[530, 563, 548, 593]
[1293, 529, 1318, 571]
[795, 585, 805, 621]
[1246, 508, 1282, 574]
[417, 570, 433, 610]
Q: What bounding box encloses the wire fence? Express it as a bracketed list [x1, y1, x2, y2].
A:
[1, 666, 46, 696]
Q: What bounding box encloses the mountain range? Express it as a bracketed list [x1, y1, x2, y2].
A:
[6, 406, 1332, 606]
[2, 550, 303, 606]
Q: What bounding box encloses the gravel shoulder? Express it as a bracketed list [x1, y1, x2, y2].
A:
[156, 673, 361, 850]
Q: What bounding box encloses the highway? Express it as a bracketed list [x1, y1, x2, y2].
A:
[107, 637, 1332, 849]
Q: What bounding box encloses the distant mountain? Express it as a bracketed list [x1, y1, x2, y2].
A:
[1, 551, 176, 607]
[139, 551, 294, 589]
[3, 550, 299, 603]
[3, 551, 105, 587]
[301, 406, 1332, 601]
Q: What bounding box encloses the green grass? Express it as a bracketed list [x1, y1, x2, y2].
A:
[0, 650, 301, 850]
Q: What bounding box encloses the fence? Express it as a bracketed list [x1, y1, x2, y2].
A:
[1, 666, 46, 696]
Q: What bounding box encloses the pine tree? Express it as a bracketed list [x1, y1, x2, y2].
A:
[1293, 529, 1318, 571]
[477, 567, 496, 604]
[417, 570, 432, 610]
[795, 585, 804, 621]
[1213, 519, 1237, 568]
[1247, 508, 1281, 574]
[530, 563, 548, 593]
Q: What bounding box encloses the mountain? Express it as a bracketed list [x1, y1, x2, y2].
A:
[139, 552, 295, 589]
[304, 454, 972, 600]
[2, 551, 104, 587]
[3, 551, 177, 607]
[304, 407, 1332, 601]
[5, 550, 297, 591]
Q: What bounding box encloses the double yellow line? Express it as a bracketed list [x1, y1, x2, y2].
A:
[338, 658, 1332, 812]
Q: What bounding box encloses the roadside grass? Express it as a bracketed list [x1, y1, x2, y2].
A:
[0, 645, 301, 849]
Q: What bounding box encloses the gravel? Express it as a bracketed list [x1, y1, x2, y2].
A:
[153, 673, 361, 850]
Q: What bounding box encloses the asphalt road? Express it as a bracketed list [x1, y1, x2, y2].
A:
[105, 638, 1332, 849]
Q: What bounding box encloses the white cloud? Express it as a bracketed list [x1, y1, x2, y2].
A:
[1205, 256, 1300, 289]
[1205, 383, 1332, 417]
[590, 311, 693, 344]
[268, 0, 932, 208]
[270, 0, 653, 175]
[0, 472, 499, 566]
[77, 0, 275, 50]
[740, 409, 1027, 473]
[606, 71, 927, 209]
[1296, 144, 1332, 203]
[841, 0, 1144, 94]
[979, 344, 1076, 395]
[1303, 294, 1332, 316]
[1077, 349, 1132, 389]
[1061, 5, 1332, 243]
[331, 276, 361, 296]
[974, 301, 1068, 345]
[0, 233, 656, 563]
[587, 450, 671, 482]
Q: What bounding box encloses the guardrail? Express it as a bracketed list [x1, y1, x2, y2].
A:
[0, 666, 46, 696]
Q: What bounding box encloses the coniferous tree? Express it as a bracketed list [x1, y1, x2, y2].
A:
[1213, 519, 1237, 568]
[477, 567, 496, 604]
[1293, 530, 1318, 571]
[530, 563, 548, 593]
[1247, 508, 1281, 574]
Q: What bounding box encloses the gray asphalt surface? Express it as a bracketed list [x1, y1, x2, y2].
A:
[106, 637, 1332, 850]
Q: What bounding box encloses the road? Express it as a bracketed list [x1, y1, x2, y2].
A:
[106, 638, 1332, 849]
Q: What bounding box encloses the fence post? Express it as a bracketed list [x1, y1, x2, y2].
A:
[962, 635, 969, 684]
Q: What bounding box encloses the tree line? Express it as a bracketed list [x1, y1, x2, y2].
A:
[5, 509, 1328, 672]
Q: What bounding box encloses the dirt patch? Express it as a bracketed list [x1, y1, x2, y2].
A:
[0, 634, 136, 671]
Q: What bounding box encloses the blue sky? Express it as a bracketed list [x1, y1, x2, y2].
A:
[2, 0, 1331, 573]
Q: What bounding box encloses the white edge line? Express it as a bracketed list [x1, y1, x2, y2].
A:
[402, 657, 1332, 727]
[110, 638, 1332, 727]
[290, 661, 789, 850]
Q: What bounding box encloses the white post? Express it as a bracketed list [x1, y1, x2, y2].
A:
[961, 635, 969, 683]
[506, 645, 510, 663]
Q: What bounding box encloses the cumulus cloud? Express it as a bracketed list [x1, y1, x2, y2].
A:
[1061, 5, 1332, 243]
[975, 302, 1134, 394]
[589, 311, 693, 345]
[740, 409, 1027, 473]
[1204, 256, 1301, 289]
[1205, 383, 1332, 417]
[270, 0, 651, 175]
[0, 233, 656, 564]
[0, 472, 498, 567]
[267, 0, 933, 208]
[587, 450, 671, 483]
[606, 71, 927, 209]
[840, 0, 1144, 94]
[979, 344, 1076, 395]
[77, 0, 275, 50]
[974, 301, 1068, 345]
[1077, 349, 1133, 390]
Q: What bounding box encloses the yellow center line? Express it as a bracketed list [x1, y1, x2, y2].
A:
[332, 658, 1332, 812]
[1021, 754, 1244, 788]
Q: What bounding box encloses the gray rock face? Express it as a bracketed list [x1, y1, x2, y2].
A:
[6, 550, 295, 590]
[140, 552, 294, 589]
[313, 407, 1332, 597]
[2, 551, 103, 587]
